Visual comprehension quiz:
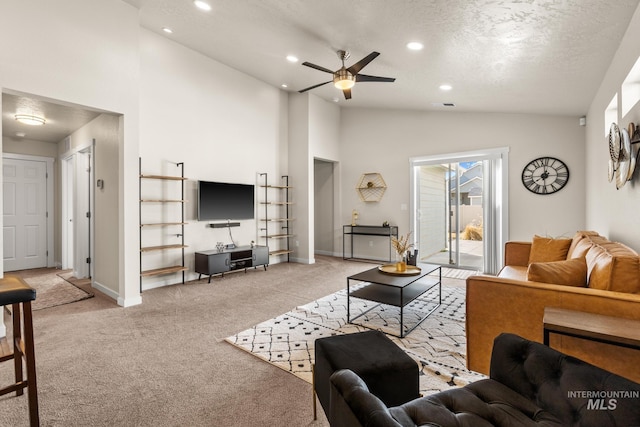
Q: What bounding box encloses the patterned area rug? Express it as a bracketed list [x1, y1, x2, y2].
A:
[21, 270, 94, 311]
[226, 283, 486, 396]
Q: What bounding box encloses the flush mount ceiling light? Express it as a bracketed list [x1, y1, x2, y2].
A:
[286, 55, 299, 63]
[406, 41, 424, 51]
[162, 27, 173, 34]
[439, 84, 453, 91]
[193, 0, 211, 11]
[15, 114, 46, 126]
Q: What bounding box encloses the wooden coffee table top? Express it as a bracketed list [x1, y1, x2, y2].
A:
[543, 307, 640, 349]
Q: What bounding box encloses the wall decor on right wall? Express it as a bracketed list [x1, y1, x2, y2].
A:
[608, 122, 639, 189]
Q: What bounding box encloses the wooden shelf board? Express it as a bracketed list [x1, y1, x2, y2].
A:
[140, 199, 187, 203]
[140, 265, 188, 277]
[260, 218, 293, 222]
[140, 244, 188, 252]
[141, 222, 187, 227]
[269, 249, 293, 256]
[264, 234, 292, 239]
[140, 174, 187, 181]
[259, 185, 293, 189]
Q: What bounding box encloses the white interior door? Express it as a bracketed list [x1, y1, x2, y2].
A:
[74, 151, 91, 279]
[62, 156, 74, 270]
[3, 157, 48, 271]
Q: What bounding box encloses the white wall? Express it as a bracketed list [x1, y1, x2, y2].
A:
[62, 114, 120, 296]
[0, 0, 140, 306]
[139, 29, 288, 288]
[586, 3, 640, 248]
[288, 93, 341, 263]
[339, 109, 586, 256]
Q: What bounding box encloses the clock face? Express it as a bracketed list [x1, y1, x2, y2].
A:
[521, 157, 569, 195]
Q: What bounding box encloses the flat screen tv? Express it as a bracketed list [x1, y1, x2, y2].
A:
[197, 180, 255, 221]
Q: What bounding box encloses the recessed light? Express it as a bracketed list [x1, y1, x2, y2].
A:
[281, 84, 288, 88]
[162, 27, 173, 34]
[439, 84, 453, 91]
[15, 132, 26, 138]
[286, 55, 299, 63]
[332, 98, 339, 103]
[193, 0, 211, 11]
[406, 41, 424, 51]
[15, 114, 46, 126]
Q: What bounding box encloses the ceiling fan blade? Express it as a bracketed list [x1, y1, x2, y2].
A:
[356, 74, 396, 83]
[343, 88, 352, 100]
[347, 52, 380, 75]
[302, 62, 335, 74]
[298, 81, 332, 93]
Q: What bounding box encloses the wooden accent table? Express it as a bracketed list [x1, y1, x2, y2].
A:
[543, 307, 640, 350]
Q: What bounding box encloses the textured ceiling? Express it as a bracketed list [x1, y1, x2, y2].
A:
[126, 0, 640, 115]
[2, 93, 101, 144]
[3, 1, 639, 144]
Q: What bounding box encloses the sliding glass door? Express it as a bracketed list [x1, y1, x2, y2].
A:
[410, 148, 508, 274]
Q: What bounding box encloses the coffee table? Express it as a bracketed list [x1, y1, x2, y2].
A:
[347, 263, 441, 338]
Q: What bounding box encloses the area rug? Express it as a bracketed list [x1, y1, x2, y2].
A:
[226, 280, 486, 396]
[21, 270, 94, 311]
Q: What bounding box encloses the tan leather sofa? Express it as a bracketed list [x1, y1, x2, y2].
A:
[466, 231, 640, 382]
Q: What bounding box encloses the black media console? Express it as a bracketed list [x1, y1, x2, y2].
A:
[195, 245, 269, 283]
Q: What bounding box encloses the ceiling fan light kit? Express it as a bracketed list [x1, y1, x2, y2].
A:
[333, 69, 355, 90]
[299, 49, 396, 100]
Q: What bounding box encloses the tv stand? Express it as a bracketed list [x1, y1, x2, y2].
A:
[195, 245, 269, 283]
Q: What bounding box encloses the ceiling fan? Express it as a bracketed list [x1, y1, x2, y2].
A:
[298, 50, 396, 100]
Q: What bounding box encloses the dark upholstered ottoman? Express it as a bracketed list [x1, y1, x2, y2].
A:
[314, 330, 419, 421]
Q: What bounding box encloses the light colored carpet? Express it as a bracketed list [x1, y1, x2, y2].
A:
[226, 282, 485, 395]
[0, 256, 477, 426]
[17, 269, 94, 311]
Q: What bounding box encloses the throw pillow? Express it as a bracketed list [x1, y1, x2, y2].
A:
[528, 235, 572, 264]
[527, 258, 587, 287]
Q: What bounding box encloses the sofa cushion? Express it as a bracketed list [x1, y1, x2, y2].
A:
[528, 235, 572, 264]
[526, 258, 587, 287]
[566, 231, 599, 259]
[586, 243, 640, 293]
[497, 266, 527, 281]
[569, 234, 609, 259]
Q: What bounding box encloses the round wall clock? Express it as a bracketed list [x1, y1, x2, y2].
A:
[521, 156, 569, 195]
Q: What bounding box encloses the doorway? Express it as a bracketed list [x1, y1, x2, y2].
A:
[314, 159, 337, 256]
[410, 148, 509, 274]
[414, 161, 484, 270]
[62, 142, 94, 279]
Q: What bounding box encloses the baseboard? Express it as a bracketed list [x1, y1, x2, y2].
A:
[92, 280, 122, 303]
[314, 250, 334, 257]
[118, 295, 142, 307]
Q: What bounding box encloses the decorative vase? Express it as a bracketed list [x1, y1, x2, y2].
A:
[395, 254, 407, 272]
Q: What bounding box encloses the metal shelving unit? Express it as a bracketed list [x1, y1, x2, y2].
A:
[258, 173, 292, 261]
[139, 158, 187, 292]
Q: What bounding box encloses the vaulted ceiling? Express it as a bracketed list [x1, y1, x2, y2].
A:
[125, 0, 640, 115]
[4, 1, 639, 143]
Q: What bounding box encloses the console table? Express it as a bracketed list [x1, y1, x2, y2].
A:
[543, 307, 640, 350]
[195, 245, 269, 283]
[343, 225, 399, 262]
